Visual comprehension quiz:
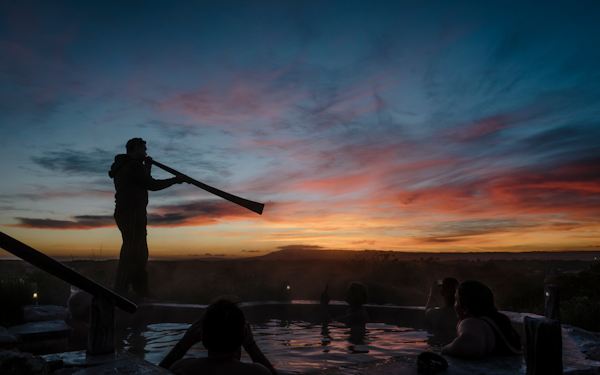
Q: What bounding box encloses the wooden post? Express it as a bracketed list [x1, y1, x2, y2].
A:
[545, 284, 560, 321]
[87, 294, 115, 355]
[524, 316, 562, 375]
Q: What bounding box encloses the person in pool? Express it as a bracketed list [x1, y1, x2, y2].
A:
[425, 277, 460, 335]
[159, 298, 278, 375]
[321, 282, 370, 327]
[441, 280, 523, 358]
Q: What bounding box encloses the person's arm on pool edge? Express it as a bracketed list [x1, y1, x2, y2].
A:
[243, 323, 279, 375]
[159, 317, 203, 369]
[320, 285, 333, 324]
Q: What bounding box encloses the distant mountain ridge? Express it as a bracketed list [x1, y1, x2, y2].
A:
[245, 249, 600, 261]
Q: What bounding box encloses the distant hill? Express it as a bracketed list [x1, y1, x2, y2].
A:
[246, 249, 600, 262]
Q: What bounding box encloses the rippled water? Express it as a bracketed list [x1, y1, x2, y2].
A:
[117, 319, 432, 374]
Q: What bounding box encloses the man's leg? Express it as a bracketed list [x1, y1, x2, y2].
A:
[130, 217, 149, 295]
[114, 210, 147, 296]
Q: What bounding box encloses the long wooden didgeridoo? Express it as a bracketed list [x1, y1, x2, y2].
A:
[151, 159, 264, 215]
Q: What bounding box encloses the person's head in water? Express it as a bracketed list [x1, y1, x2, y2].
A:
[202, 299, 246, 353]
[440, 277, 459, 307]
[126, 138, 147, 159]
[345, 282, 368, 308]
[453, 280, 523, 352]
[454, 280, 497, 320]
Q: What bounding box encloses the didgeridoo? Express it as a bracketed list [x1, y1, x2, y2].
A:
[150, 159, 264, 215]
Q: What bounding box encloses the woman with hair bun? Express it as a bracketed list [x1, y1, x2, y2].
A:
[441, 280, 523, 358]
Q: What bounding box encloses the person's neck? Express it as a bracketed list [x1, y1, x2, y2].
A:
[207, 350, 238, 361]
[349, 303, 362, 311]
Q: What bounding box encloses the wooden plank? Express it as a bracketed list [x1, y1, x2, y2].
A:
[88, 294, 115, 355]
[0, 231, 136, 314]
[524, 316, 562, 375]
[545, 284, 560, 321]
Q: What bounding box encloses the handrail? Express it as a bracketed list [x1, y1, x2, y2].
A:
[0, 231, 136, 314]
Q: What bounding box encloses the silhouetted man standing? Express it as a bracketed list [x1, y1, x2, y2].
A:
[109, 138, 186, 300]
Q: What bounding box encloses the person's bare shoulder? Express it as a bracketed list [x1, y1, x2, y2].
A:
[457, 317, 487, 334]
[169, 358, 205, 375]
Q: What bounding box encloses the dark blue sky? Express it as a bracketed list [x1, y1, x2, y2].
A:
[1, 1, 599, 258]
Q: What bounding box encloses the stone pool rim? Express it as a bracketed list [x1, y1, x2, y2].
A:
[112, 300, 600, 374]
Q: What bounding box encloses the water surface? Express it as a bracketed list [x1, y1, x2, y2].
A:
[117, 319, 432, 374]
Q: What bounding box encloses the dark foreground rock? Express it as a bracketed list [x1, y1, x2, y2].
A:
[0, 348, 50, 375]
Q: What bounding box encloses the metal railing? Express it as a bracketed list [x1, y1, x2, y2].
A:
[0, 231, 136, 355]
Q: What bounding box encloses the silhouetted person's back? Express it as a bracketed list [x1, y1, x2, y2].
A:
[159, 299, 278, 375]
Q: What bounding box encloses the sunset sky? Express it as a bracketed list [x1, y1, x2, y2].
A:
[1, 1, 599, 260]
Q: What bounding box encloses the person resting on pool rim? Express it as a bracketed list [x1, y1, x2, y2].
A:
[425, 277, 460, 335]
[441, 280, 523, 359]
[159, 298, 278, 375]
[321, 282, 370, 327]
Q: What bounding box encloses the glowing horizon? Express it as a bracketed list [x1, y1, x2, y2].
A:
[1, 1, 599, 259]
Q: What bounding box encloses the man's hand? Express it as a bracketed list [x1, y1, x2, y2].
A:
[144, 157, 153, 172]
[320, 285, 330, 306]
[429, 278, 437, 296]
[179, 317, 203, 350]
[243, 323, 256, 350]
[174, 175, 189, 184]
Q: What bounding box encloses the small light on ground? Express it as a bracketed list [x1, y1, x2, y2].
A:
[287, 286, 290, 290]
[33, 293, 37, 298]
[545, 292, 550, 297]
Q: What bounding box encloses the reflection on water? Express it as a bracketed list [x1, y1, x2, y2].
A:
[117, 319, 434, 374]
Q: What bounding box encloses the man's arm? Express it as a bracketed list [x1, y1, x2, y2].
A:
[320, 286, 332, 324]
[425, 279, 437, 311]
[132, 162, 186, 191]
[159, 317, 203, 369]
[244, 324, 278, 375]
[441, 318, 486, 358]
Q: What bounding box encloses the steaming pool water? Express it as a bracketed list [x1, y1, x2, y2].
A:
[115, 302, 445, 374]
[117, 320, 434, 374]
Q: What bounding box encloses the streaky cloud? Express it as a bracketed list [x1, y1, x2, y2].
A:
[31, 148, 114, 175]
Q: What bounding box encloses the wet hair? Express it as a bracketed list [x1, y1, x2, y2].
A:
[202, 299, 246, 353]
[347, 282, 369, 305]
[457, 280, 522, 350]
[457, 280, 496, 317]
[126, 138, 146, 153]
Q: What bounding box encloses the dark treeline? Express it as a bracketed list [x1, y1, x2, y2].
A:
[1, 257, 599, 331]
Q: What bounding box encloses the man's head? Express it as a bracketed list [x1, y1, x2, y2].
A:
[440, 277, 460, 306]
[202, 299, 246, 353]
[455, 280, 497, 319]
[345, 282, 368, 307]
[126, 138, 147, 159]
